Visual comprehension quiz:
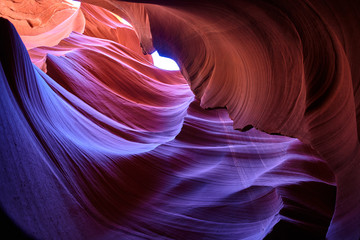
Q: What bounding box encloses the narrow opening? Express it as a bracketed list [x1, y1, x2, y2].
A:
[151, 51, 180, 71]
[68, 0, 180, 71]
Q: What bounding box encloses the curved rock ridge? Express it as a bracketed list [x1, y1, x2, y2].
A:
[0, 0, 359, 239]
[79, 0, 360, 238]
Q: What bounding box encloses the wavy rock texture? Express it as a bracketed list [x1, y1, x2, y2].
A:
[0, 0, 85, 49]
[0, 0, 359, 239]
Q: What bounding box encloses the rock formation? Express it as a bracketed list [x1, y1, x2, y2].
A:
[0, 0, 359, 239]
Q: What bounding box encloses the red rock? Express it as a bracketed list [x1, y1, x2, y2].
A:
[1, 0, 359, 239]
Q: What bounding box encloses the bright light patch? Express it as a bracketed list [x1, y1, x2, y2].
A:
[64, 0, 81, 8]
[151, 51, 180, 71]
[110, 13, 132, 27]
[118, 18, 132, 27]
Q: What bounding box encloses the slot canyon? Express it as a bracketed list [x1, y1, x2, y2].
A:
[0, 0, 359, 239]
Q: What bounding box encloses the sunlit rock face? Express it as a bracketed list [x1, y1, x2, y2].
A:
[0, 0, 359, 239]
[0, 0, 85, 49]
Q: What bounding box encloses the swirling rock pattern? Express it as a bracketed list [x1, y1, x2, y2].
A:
[0, 0, 85, 49]
[0, 0, 359, 239]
